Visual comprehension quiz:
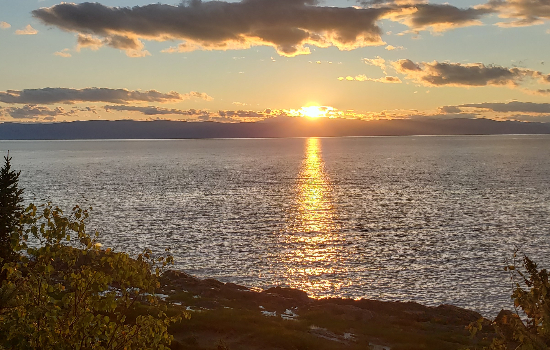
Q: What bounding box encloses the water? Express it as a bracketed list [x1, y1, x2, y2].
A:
[3, 135, 550, 317]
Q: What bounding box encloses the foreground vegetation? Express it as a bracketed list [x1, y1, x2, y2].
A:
[0, 154, 183, 349]
[2, 153, 550, 349]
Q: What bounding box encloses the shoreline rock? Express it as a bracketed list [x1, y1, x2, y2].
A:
[160, 270, 495, 350]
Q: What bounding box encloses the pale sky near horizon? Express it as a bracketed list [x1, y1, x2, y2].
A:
[1, 0, 550, 123]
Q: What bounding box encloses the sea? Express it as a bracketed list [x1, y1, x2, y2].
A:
[3, 135, 550, 317]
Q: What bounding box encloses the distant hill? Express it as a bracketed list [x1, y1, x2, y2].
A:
[1, 118, 549, 139]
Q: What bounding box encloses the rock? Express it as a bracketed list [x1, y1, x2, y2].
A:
[262, 286, 309, 304]
[223, 282, 249, 291]
[161, 270, 201, 288]
[434, 304, 483, 324]
[320, 303, 374, 322]
[204, 278, 224, 288]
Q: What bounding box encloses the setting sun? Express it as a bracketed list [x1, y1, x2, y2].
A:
[299, 106, 334, 119]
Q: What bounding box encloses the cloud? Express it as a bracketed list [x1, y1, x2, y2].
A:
[75, 34, 150, 57]
[33, 1, 392, 57]
[76, 34, 103, 51]
[186, 91, 214, 101]
[15, 24, 38, 35]
[338, 76, 356, 81]
[104, 105, 269, 122]
[438, 105, 462, 114]
[392, 59, 546, 87]
[388, 4, 494, 32]
[363, 56, 387, 73]
[343, 75, 402, 83]
[0, 88, 212, 105]
[217, 110, 265, 119]
[104, 34, 150, 57]
[54, 49, 72, 58]
[482, 0, 550, 27]
[385, 44, 403, 50]
[1, 105, 66, 119]
[361, 1, 496, 32]
[361, 0, 425, 7]
[72, 106, 98, 114]
[459, 101, 550, 113]
[104, 105, 206, 116]
[0, 22, 10, 29]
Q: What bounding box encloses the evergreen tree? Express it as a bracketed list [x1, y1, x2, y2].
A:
[0, 152, 23, 264]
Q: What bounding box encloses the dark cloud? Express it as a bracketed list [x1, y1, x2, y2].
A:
[104, 35, 150, 57]
[401, 4, 494, 31]
[460, 101, 550, 113]
[393, 59, 544, 87]
[395, 59, 421, 71]
[71, 106, 98, 114]
[33, 1, 391, 57]
[103, 105, 266, 121]
[217, 110, 264, 118]
[104, 35, 142, 50]
[104, 105, 205, 116]
[482, 0, 550, 27]
[1, 105, 66, 119]
[438, 105, 462, 114]
[360, 0, 424, 6]
[408, 112, 479, 120]
[29, 0, 550, 59]
[365, 0, 550, 31]
[361, 1, 495, 32]
[0, 88, 211, 105]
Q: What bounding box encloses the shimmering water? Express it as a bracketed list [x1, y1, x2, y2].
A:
[4, 135, 550, 316]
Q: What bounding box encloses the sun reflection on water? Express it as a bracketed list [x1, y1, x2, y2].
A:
[277, 138, 348, 296]
[293, 138, 337, 233]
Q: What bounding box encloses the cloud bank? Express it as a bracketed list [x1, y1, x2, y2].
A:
[459, 101, 550, 113]
[0, 105, 66, 120]
[392, 59, 549, 87]
[31, 0, 550, 56]
[0, 88, 212, 105]
[33, 0, 393, 57]
[483, 0, 550, 27]
[385, 3, 494, 32]
[104, 105, 205, 116]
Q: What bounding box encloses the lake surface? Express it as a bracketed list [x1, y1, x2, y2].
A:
[3, 135, 550, 317]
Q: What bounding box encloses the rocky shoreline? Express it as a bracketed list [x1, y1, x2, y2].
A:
[159, 270, 496, 350]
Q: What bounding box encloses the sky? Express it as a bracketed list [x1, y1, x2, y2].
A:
[1, 0, 550, 123]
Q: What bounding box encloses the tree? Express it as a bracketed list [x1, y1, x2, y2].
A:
[0, 152, 23, 265]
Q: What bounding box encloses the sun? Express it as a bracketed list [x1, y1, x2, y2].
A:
[299, 105, 333, 119]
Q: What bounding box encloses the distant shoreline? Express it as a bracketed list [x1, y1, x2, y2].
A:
[1, 134, 550, 141]
[0, 134, 550, 142]
[1, 118, 550, 140]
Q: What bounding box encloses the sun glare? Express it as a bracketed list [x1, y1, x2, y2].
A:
[299, 105, 334, 119]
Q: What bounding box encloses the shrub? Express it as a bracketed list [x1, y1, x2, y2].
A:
[470, 254, 550, 350]
[0, 155, 184, 350]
